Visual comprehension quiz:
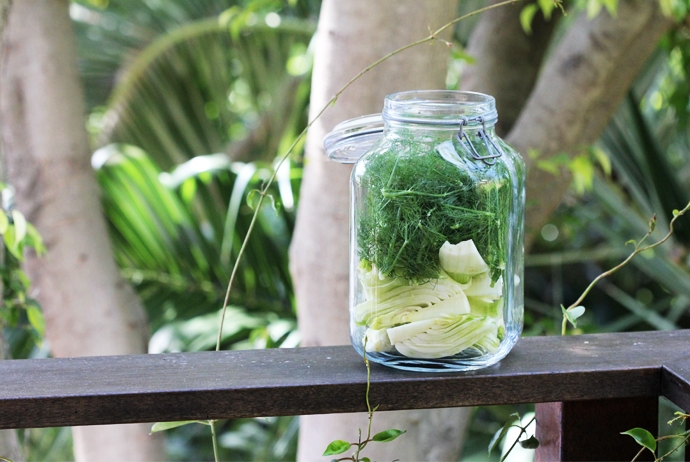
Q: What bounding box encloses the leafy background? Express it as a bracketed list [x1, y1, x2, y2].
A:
[3, 0, 690, 460]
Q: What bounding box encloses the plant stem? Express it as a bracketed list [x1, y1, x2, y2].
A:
[562, 202, 690, 336]
[499, 417, 535, 462]
[653, 432, 690, 461]
[210, 419, 220, 462]
[214, 0, 522, 349]
[630, 445, 645, 462]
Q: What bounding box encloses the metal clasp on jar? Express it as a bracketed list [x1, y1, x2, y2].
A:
[456, 116, 504, 165]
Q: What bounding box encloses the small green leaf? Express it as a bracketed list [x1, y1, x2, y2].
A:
[520, 435, 540, 449]
[372, 428, 406, 443]
[537, 0, 556, 19]
[26, 304, 45, 338]
[601, 0, 618, 16]
[519, 4, 538, 34]
[587, 0, 603, 18]
[4, 226, 21, 260]
[451, 47, 476, 65]
[361, 458, 371, 462]
[0, 211, 8, 234]
[673, 209, 680, 217]
[12, 210, 27, 245]
[648, 214, 657, 232]
[489, 414, 520, 454]
[246, 189, 262, 210]
[567, 306, 585, 321]
[150, 420, 205, 433]
[568, 155, 595, 195]
[26, 224, 46, 255]
[621, 428, 656, 453]
[322, 440, 351, 456]
[561, 305, 584, 329]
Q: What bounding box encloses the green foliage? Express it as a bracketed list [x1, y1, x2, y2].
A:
[72, 1, 315, 459]
[0, 188, 45, 353]
[520, 0, 561, 34]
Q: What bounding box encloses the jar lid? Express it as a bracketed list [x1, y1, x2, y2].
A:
[323, 114, 384, 164]
[323, 91, 499, 164]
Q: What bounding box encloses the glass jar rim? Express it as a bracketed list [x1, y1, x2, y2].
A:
[324, 91, 498, 164]
[384, 90, 497, 126]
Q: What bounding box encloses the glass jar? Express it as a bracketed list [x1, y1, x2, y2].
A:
[324, 90, 525, 372]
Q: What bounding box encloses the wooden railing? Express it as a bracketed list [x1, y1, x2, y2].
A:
[2, 330, 690, 461]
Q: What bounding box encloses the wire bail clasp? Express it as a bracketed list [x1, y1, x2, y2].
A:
[456, 116, 503, 165]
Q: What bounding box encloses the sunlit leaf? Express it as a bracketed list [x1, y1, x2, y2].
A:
[26, 223, 46, 255]
[322, 440, 351, 456]
[12, 210, 27, 246]
[4, 226, 20, 260]
[561, 305, 585, 328]
[567, 306, 585, 320]
[586, 0, 602, 18]
[150, 420, 206, 433]
[519, 4, 538, 34]
[600, 0, 618, 16]
[26, 304, 46, 338]
[568, 155, 595, 195]
[372, 429, 406, 443]
[537, 0, 555, 19]
[247, 189, 262, 210]
[0, 211, 8, 235]
[591, 146, 611, 177]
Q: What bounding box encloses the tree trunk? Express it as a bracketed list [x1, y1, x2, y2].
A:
[505, 0, 671, 247]
[0, 1, 165, 460]
[0, 1, 23, 460]
[462, 0, 558, 136]
[289, 1, 472, 461]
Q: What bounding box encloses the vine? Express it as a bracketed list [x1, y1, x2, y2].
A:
[194, 1, 522, 461]
[492, 202, 690, 460]
[625, 412, 690, 462]
[321, 349, 405, 461]
[561, 202, 690, 336]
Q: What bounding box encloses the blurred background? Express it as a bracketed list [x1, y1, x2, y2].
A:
[1, 0, 689, 460]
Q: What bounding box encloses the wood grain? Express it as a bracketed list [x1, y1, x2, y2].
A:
[1, 330, 689, 430]
[536, 398, 658, 461]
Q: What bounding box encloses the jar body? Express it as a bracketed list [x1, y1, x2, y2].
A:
[348, 91, 524, 372]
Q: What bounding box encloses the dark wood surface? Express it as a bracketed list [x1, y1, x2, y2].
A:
[663, 353, 690, 413]
[1, 330, 690, 430]
[535, 398, 658, 461]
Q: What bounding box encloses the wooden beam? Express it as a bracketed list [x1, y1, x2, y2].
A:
[535, 398, 658, 461]
[662, 353, 690, 413]
[0, 330, 689, 429]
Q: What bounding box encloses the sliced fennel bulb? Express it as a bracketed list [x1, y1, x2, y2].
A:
[354, 266, 470, 329]
[356, 239, 505, 358]
[390, 315, 500, 359]
[439, 240, 489, 284]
